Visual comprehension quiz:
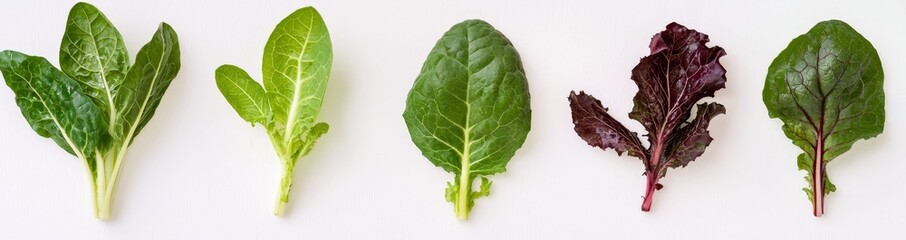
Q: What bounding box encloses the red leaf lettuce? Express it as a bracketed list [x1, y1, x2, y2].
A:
[568, 22, 727, 211]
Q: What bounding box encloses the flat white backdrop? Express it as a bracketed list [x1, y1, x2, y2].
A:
[0, 0, 903, 239]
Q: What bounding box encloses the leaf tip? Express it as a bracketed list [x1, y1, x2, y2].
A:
[72, 2, 98, 11]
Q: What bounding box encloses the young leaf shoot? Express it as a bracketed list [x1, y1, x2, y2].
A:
[215, 7, 332, 216]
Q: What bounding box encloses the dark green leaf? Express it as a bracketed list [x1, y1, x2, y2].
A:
[763, 20, 884, 216]
[114, 23, 180, 143]
[0, 50, 104, 161]
[402, 20, 531, 219]
[59, 2, 129, 130]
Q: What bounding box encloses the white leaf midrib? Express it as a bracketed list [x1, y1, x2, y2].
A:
[281, 12, 317, 149]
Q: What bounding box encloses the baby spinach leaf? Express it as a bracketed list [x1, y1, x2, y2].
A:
[403, 19, 531, 220]
[0, 3, 180, 219]
[215, 6, 332, 216]
[763, 20, 884, 217]
[569, 23, 726, 212]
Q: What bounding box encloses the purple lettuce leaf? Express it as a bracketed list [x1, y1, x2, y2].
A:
[569, 91, 648, 161]
[568, 22, 727, 212]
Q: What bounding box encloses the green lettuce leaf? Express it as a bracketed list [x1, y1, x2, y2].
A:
[215, 6, 332, 216]
[216, 65, 270, 125]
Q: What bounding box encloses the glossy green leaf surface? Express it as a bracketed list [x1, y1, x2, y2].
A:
[113, 23, 180, 143]
[763, 20, 884, 217]
[0, 3, 181, 219]
[403, 19, 531, 220]
[59, 2, 128, 131]
[0, 50, 103, 161]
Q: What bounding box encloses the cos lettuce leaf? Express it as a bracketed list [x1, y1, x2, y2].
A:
[215, 6, 332, 216]
[569, 22, 727, 212]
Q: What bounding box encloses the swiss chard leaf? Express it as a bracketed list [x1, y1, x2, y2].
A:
[113, 23, 180, 144]
[763, 20, 884, 217]
[0, 3, 180, 219]
[403, 19, 531, 220]
[0, 50, 104, 162]
[59, 2, 129, 133]
[568, 22, 726, 212]
[215, 6, 332, 216]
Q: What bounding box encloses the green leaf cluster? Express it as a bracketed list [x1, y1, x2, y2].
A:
[0, 2, 180, 219]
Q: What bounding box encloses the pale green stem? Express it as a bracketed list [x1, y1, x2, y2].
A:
[95, 143, 129, 220]
[272, 131, 318, 216]
[456, 123, 473, 220]
[94, 151, 111, 219]
[274, 144, 296, 216]
[274, 166, 293, 216]
[455, 175, 473, 220]
[80, 155, 99, 219]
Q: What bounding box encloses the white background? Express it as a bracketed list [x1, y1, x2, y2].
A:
[0, 0, 903, 239]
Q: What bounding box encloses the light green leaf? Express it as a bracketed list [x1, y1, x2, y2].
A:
[262, 6, 332, 147]
[763, 20, 884, 217]
[402, 20, 531, 220]
[216, 64, 270, 124]
[59, 2, 129, 132]
[217, 7, 332, 215]
[114, 23, 180, 143]
[0, 50, 104, 164]
[295, 122, 329, 161]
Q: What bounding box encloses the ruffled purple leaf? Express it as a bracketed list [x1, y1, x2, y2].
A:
[567, 22, 727, 211]
[569, 91, 647, 161]
[664, 102, 725, 170]
[629, 22, 727, 142]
